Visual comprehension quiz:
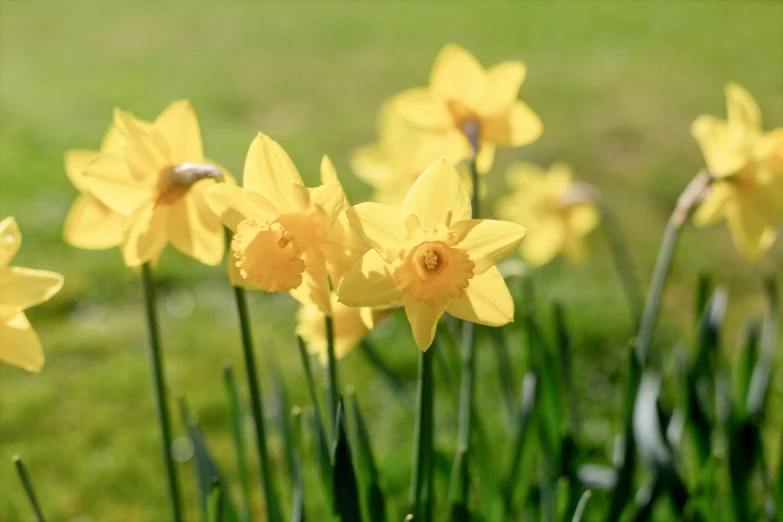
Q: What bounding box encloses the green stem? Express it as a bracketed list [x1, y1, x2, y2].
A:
[605, 172, 710, 522]
[140, 262, 183, 522]
[411, 343, 435, 521]
[222, 365, 251, 522]
[325, 314, 339, 442]
[13, 455, 46, 522]
[232, 285, 281, 522]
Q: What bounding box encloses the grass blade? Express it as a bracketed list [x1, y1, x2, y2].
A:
[503, 372, 537, 513]
[222, 365, 251, 522]
[553, 303, 580, 435]
[13, 455, 46, 522]
[332, 397, 363, 522]
[358, 340, 408, 403]
[571, 490, 592, 522]
[207, 478, 224, 522]
[448, 446, 469, 522]
[345, 389, 387, 522]
[290, 407, 306, 522]
[488, 326, 517, 431]
[325, 315, 339, 443]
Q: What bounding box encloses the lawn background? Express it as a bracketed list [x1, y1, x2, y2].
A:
[1, 1, 782, 520]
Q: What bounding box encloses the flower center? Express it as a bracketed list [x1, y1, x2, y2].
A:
[231, 219, 305, 292]
[156, 163, 222, 206]
[394, 241, 474, 305]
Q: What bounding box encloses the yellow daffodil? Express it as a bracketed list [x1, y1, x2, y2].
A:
[388, 43, 542, 174]
[0, 217, 64, 372]
[80, 101, 226, 267]
[63, 123, 128, 249]
[496, 162, 599, 267]
[337, 159, 525, 350]
[205, 134, 349, 315]
[296, 293, 390, 361]
[691, 83, 783, 259]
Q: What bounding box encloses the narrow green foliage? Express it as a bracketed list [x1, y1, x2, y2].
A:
[207, 478, 224, 522]
[325, 315, 340, 443]
[746, 278, 779, 418]
[332, 397, 363, 522]
[345, 389, 387, 522]
[503, 372, 537, 513]
[274, 370, 296, 482]
[290, 407, 306, 522]
[553, 303, 580, 435]
[571, 490, 592, 522]
[448, 446, 469, 522]
[733, 320, 761, 417]
[13, 455, 46, 522]
[411, 344, 435, 522]
[140, 262, 183, 522]
[488, 326, 517, 430]
[222, 365, 251, 522]
[358, 340, 408, 404]
[694, 272, 712, 322]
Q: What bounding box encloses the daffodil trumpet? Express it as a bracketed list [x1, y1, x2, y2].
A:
[139, 262, 183, 522]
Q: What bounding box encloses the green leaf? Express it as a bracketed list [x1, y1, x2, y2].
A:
[222, 365, 251, 522]
[732, 320, 761, 418]
[290, 407, 306, 522]
[410, 346, 435, 522]
[571, 490, 591, 522]
[332, 397, 363, 522]
[553, 303, 580, 436]
[488, 326, 517, 431]
[503, 372, 537, 513]
[448, 446, 469, 522]
[358, 340, 408, 404]
[746, 278, 779, 418]
[13, 455, 46, 522]
[345, 389, 387, 522]
[207, 478, 224, 522]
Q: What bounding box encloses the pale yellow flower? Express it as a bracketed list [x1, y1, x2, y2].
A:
[63, 123, 127, 249]
[337, 159, 525, 351]
[0, 217, 64, 372]
[691, 83, 783, 260]
[496, 162, 599, 267]
[205, 134, 349, 315]
[296, 293, 390, 361]
[388, 43, 542, 174]
[80, 101, 226, 267]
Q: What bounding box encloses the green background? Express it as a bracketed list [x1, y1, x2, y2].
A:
[1, 1, 781, 520]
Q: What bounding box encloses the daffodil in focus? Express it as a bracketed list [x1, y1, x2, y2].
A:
[63, 123, 128, 249]
[80, 101, 226, 266]
[297, 293, 390, 362]
[691, 83, 783, 259]
[205, 134, 349, 315]
[389, 43, 542, 174]
[337, 159, 526, 350]
[0, 217, 64, 372]
[497, 162, 599, 267]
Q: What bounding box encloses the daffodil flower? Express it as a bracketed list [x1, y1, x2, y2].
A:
[63, 123, 128, 249]
[389, 43, 542, 174]
[691, 83, 783, 260]
[80, 101, 226, 266]
[496, 162, 599, 267]
[0, 217, 64, 372]
[337, 159, 525, 350]
[205, 134, 347, 315]
[296, 293, 390, 362]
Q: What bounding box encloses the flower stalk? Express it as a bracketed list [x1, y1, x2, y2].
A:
[324, 314, 339, 442]
[13, 455, 46, 522]
[410, 339, 435, 521]
[140, 262, 183, 522]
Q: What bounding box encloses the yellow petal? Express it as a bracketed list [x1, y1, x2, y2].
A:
[243, 133, 304, 210]
[154, 100, 205, 165]
[321, 212, 371, 289]
[402, 159, 472, 230]
[203, 184, 277, 231]
[114, 108, 168, 177]
[690, 115, 746, 178]
[693, 183, 732, 227]
[429, 43, 486, 108]
[121, 203, 168, 267]
[506, 162, 546, 189]
[389, 88, 453, 130]
[568, 203, 600, 234]
[100, 122, 127, 154]
[350, 143, 398, 189]
[308, 182, 345, 235]
[727, 196, 777, 261]
[482, 100, 543, 147]
[478, 61, 527, 115]
[0, 217, 21, 267]
[754, 128, 783, 174]
[561, 233, 588, 262]
[337, 250, 401, 307]
[446, 266, 513, 326]
[166, 186, 224, 266]
[64, 150, 100, 192]
[0, 313, 44, 372]
[82, 154, 153, 215]
[63, 193, 125, 250]
[345, 203, 407, 260]
[475, 143, 495, 174]
[522, 217, 565, 266]
[320, 155, 340, 185]
[0, 267, 64, 318]
[289, 249, 332, 315]
[725, 83, 761, 130]
[403, 295, 447, 351]
[450, 219, 526, 274]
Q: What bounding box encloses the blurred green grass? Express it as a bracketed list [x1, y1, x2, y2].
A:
[1, 1, 782, 520]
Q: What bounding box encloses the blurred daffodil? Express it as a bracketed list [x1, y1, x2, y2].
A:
[0, 217, 64, 372]
[63, 123, 127, 249]
[691, 83, 783, 260]
[497, 162, 599, 267]
[337, 159, 525, 350]
[296, 293, 390, 361]
[205, 134, 348, 315]
[388, 43, 542, 174]
[80, 101, 226, 266]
